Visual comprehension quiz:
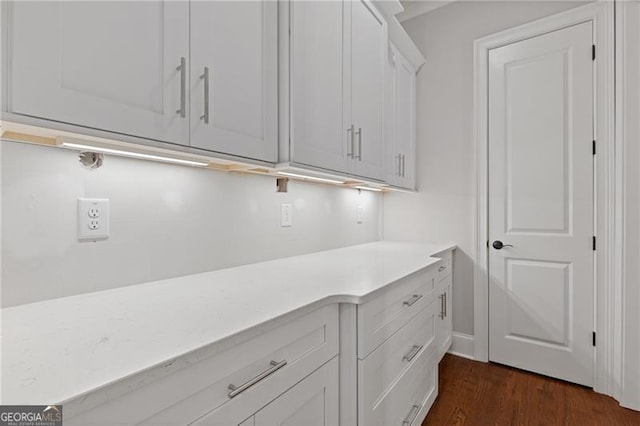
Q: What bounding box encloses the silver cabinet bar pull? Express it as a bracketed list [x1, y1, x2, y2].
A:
[444, 291, 447, 318]
[347, 125, 355, 157]
[227, 359, 287, 398]
[402, 345, 423, 362]
[438, 265, 447, 272]
[397, 154, 402, 176]
[439, 294, 445, 319]
[176, 57, 186, 117]
[401, 154, 406, 177]
[403, 294, 422, 307]
[402, 404, 422, 426]
[355, 127, 362, 160]
[200, 67, 210, 124]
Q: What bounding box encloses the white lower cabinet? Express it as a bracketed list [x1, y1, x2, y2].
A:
[435, 274, 453, 360]
[64, 250, 454, 426]
[354, 249, 454, 426]
[65, 305, 338, 426]
[252, 358, 339, 426]
[194, 357, 339, 426]
[358, 297, 439, 425]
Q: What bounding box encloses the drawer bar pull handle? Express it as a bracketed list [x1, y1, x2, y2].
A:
[444, 291, 447, 318]
[227, 359, 287, 398]
[438, 265, 447, 272]
[347, 125, 355, 157]
[402, 345, 423, 362]
[402, 404, 422, 426]
[439, 294, 445, 319]
[200, 66, 210, 124]
[403, 294, 423, 307]
[176, 56, 186, 117]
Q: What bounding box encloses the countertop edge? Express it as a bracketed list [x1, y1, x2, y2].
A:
[6, 242, 457, 414]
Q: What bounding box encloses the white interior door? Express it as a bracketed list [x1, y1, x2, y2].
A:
[190, 0, 277, 162]
[488, 22, 595, 386]
[9, 1, 189, 145]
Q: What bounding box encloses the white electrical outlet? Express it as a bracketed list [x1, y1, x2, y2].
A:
[356, 206, 365, 224]
[78, 198, 110, 241]
[281, 203, 293, 227]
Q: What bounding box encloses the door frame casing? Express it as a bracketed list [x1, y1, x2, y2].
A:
[472, 0, 617, 398]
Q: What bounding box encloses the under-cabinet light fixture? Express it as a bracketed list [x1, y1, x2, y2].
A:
[355, 186, 383, 192]
[277, 171, 345, 185]
[59, 142, 209, 167]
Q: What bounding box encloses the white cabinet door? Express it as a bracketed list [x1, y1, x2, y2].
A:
[8, 1, 189, 145]
[395, 50, 417, 189]
[386, 44, 416, 189]
[254, 358, 339, 426]
[190, 0, 277, 162]
[350, 0, 385, 181]
[289, 0, 349, 173]
[384, 44, 399, 183]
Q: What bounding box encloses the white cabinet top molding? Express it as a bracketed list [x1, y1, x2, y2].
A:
[1, 241, 454, 409]
[373, 0, 426, 70]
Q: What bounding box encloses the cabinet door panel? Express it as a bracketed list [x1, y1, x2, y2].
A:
[9, 1, 189, 144]
[350, 0, 385, 181]
[254, 358, 339, 426]
[289, 1, 348, 173]
[396, 52, 417, 189]
[190, 0, 277, 162]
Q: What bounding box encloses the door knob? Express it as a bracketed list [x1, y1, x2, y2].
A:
[492, 240, 514, 250]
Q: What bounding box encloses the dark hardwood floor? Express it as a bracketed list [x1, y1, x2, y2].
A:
[423, 354, 640, 426]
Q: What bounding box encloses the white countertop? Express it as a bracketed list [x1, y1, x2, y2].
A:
[1, 240, 455, 409]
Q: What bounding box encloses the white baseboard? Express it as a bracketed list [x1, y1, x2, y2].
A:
[448, 332, 475, 360]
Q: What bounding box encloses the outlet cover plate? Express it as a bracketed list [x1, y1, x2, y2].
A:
[78, 198, 110, 241]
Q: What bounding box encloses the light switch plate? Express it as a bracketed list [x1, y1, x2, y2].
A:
[78, 198, 110, 241]
[281, 203, 293, 227]
[356, 206, 364, 224]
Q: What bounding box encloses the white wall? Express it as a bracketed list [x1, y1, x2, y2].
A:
[1, 141, 381, 307]
[383, 1, 588, 335]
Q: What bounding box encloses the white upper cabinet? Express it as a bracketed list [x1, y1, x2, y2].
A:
[7, 0, 417, 182]
[287, 0, 386, 181]
[8, 1, 190, 145]
[349, 0, 386, 181]
[288, 0, 349, 173]
[190, 0, 278, 162]
[386, 44, 417, 189]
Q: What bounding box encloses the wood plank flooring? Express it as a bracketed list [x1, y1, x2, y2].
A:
[423, 354, 640, 426]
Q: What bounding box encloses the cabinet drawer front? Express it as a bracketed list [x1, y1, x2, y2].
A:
[358, 297, 438, 413]
[67, 305, 338, 426]
[360, 342, 438, 426]
[435, 274, 453, 360]
[358, 267, 436, 358]
[434, 251, 452, 281]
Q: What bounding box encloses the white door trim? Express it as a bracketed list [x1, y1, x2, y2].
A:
[473, 0, 618, 397]
[615, 0, 640, 411]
